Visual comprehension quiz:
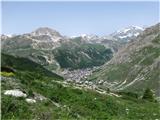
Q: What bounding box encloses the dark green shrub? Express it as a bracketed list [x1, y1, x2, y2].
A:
[142, 88, 155, 102]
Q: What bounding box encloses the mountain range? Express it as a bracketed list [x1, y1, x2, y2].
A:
[1, 23, 160, 119]
[1, 25, 144, 71]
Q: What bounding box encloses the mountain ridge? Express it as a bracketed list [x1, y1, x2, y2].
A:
[88, 23, 160, 96]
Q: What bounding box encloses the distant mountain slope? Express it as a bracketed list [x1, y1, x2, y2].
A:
[30, 27, 63, 42]
[89, 23, 160, 96]
[1, 28, 65, 71]
[71, 26, 144, 52]
[71, 34, 123, 52]
[53, 38, 113, 69]
[1, 28, 114, 70]
[0, 25, 147, 72]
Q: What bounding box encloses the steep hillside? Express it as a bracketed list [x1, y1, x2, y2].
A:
[53, 38, 113, 69]
[1, 53, 160, 120]
[1, 53, 63, 79]
[89, 23, 160, 96]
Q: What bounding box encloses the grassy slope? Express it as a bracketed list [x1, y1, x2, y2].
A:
[89, 34, 160, 96]
[1, 53, 63, 79]
[1, 54, 160, 120]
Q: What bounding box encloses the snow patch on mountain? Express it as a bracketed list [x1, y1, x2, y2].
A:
[111, 26, 144, 42]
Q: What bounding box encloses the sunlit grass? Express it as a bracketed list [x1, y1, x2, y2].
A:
[0, 72, 15, 77]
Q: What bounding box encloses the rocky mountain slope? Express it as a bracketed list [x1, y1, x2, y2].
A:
[1, 27, 66, 71]
[69, 25, 144, 52]
[30, 27, 63, 42]
[71, 34, 124, 52]
[1, 27, 116, 71]
[88, 23, 160, 96]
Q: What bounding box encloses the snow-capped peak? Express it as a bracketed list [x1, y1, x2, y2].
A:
[1, 34, 14, 40]
[70, 34, 100, 43]
[71, 34, 99, 40]
[81, 34, 88, 37]
[80, 34, 100, 43]
[111, 25, 144, 42]
[1, 34, 13, 37]
[133, 26, 145, 31]
[116, 26, 144, 34]
[6, 34, 13, 37]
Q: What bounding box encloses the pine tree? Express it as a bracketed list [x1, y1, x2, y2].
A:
[142, 88, 155, 102]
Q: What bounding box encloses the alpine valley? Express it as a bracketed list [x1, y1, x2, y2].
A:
[1, 23, 160, 120]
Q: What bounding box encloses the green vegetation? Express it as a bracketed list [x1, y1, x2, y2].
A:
[1, 23, 160, 120]
[2, 71, 160, 120]
[53, 41, 113, 69]
[152, 34, 160, 43]
[142, 88, 155, 102]
[89, 35, 160, 96]
[1, 53, 160, 120]
[1, 53, 63, 79]
[133, 45, 160, 66]
[0, 72, 15, 77]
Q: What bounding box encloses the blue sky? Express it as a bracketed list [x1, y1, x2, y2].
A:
[2, 1, 159, 36]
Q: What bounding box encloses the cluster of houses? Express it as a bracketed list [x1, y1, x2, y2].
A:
[61, 67, 98, 83]
[61, 67, 110, 93]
